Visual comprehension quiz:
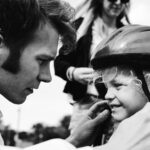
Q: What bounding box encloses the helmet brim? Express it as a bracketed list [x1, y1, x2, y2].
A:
[91, 53, 150, 70]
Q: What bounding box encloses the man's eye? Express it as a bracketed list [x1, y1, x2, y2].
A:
[38, 59, 47, 65]
[38, 59, 43, 64]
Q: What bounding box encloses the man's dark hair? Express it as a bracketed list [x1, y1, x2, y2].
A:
[1, 0, 76, 73]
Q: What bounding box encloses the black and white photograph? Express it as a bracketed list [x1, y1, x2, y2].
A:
[0, 0, 150, 149]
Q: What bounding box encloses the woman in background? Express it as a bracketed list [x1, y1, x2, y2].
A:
[54, 0, 130, 144]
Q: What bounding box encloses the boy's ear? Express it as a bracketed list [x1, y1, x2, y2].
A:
[0, 34, 4, 48]
[0, 34, 9, 66]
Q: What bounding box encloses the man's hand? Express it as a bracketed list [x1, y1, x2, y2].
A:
[66, 101, 110, 147]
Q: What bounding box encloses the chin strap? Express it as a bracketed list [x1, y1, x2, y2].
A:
[134, 67, 150, 101]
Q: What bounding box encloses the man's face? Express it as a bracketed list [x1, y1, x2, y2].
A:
[0, 23, 59, 104]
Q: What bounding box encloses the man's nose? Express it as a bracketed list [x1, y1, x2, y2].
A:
[38, 67, 52, 83]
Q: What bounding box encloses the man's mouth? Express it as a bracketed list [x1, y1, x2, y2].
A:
[25, 88, 33, 95]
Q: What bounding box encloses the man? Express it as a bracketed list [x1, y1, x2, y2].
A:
[0, 0, 150, 150]
[0, 0, 76, 104]
[0, 0, 110, 148]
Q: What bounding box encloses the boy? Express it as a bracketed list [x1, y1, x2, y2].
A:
[91, 25, 150, 145]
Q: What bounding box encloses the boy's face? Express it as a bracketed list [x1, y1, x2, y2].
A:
[103, 69, 148, 123]
[0, 22, 59, 104]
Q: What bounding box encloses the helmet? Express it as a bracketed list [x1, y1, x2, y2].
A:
[91, 25, 150, 101]
[91, 25, 150, 70]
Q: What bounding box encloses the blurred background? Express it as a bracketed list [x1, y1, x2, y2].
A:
[0, 0, 150, 148]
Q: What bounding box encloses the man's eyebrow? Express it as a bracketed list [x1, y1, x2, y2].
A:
[36, 55, 54, 60]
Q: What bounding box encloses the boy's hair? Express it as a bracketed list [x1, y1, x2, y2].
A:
[1, 0, 76, 73]
[99, 66, 150, 99]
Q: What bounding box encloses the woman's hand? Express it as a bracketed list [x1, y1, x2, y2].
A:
[72, 67, 95, 84]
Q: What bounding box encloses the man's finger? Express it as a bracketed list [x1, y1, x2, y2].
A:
[88, 101, 110, 117]
[93, 109, 110, 124]
[87, 101, 111, 125]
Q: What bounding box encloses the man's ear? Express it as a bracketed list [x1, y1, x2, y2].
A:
[0, 34, 9, 66]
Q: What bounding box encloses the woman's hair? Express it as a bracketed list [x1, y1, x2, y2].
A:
[89, 0, 130, 26]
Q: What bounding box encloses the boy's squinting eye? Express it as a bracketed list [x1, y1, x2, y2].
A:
[112, 82, 125, 90]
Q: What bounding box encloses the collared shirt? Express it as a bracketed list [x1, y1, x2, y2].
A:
[90, 17, 116, 59]
[0, 110, 4, 145]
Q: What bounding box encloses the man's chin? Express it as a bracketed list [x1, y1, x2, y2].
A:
[7, 95, 27, 104]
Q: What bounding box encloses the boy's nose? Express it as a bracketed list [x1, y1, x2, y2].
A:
[115, 0, 122, 4]
[105, 88, 116, 101]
